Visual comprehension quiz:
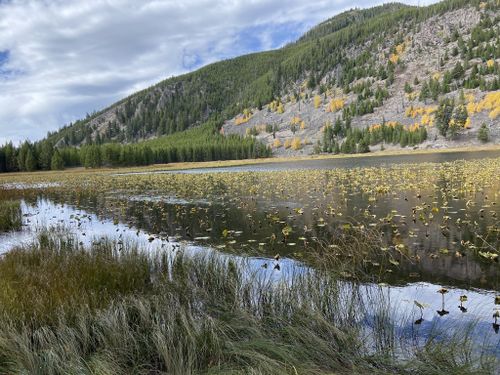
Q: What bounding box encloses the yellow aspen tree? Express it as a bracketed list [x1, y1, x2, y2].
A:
[314, 95, 322, 109]
[291, 137, 302, 150]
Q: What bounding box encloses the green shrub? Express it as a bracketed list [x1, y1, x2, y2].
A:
[478, 123, 489, 143]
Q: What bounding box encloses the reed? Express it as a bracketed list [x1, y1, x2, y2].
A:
[0, 200, 21, 232]
[0, 232, 495, 374]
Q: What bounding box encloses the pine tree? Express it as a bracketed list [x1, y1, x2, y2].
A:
[452, 62, 464, 80]
[50, 150, 65, 170]
[478, 123, 489, 143]
[39, 142, 54, 170]
[25, 149, 37, 172]
[419, 81, 430, 101]
[357, 139, 370, 153]
[435, 99, 454, 137]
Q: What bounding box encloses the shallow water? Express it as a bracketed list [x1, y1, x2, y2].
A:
[1, 197, 499, 353]
[102, 171, 500, 290]
[116, 149, 500, 175]
[1, 151, 500, 357]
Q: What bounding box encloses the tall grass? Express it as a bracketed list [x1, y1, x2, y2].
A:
[0, 232, 496, 374]
[0, 200, 21, 232]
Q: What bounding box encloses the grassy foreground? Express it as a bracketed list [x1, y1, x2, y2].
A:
[0, 231, 495, 374]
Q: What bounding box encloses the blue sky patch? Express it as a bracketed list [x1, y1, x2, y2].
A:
[0, 50, 9, 66]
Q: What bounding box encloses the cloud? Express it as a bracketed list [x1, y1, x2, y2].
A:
[0, 0, 439, 143]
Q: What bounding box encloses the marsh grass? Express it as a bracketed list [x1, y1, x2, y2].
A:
[0, 200, 22, 232]
[0, 233, 153, 324]
[0, 232, 496, 374]
[309, 222, 395, 281]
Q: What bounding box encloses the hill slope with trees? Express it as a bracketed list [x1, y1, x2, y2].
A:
[0, 0, 498, 172]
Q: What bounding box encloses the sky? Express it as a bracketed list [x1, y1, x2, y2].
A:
[0, 0, 439, 144]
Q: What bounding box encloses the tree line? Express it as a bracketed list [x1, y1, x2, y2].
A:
[318, 118, 428, 154]
[0, 123, 271, 173]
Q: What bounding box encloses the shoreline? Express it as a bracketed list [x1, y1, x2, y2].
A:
[0, 143, 499, 178]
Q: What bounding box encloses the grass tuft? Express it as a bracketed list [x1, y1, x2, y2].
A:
[0, 232, 496, 374]
[0, 200, 21, 232]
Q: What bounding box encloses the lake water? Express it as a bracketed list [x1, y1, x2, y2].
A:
[115, 149, 500, 175]
[0, 197, 499, 353]
[1, 149, 500, 355]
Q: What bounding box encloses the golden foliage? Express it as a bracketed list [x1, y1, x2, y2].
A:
[465, 93, 475, 103]
[421, 114, 434, 126]
[268, 100, 285, 114]
[235, 108, 252, 125]
[369, 121, 426, 133]
[314, 95, 322, 109]
[395, 43, 405, 55]
[405, 106, 437, 119]
[369, 121, 399, 132]
[406, 92, 419, 101]
[326, 98, 345, 113]
[291, 137, 302, 150]
[467, 92, 500, 119]
[284, 139, 292, 149]
[389, 42, 406, 64]
[389, 54, 399, 64]
[490, 106, 500, 120]
[273, 139, 282, 148]
[408, 123, 421, 132]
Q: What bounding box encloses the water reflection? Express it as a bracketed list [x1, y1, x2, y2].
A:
[97, 175, 499, 289]
[1, 198, 500, 351]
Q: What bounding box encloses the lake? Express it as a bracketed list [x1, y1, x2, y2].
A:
[1, 149, 500, 363]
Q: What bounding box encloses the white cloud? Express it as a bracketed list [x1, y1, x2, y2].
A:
[0, 0, 439, 143]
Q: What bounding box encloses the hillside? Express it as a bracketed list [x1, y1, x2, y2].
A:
[46, 0, 498, 151]
[46, 2, 407, 147]
[222, 0, 500, 155]
[1, 0, 499, 173]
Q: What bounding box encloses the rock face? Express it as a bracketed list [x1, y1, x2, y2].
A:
[222, 5, 500, 156]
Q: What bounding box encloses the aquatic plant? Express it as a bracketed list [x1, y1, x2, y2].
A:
[0, 200, 22, 232]
[0, 231, 496, 374]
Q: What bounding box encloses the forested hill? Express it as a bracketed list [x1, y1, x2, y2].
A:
[1, 0, 499, 172]
[222, 0, 499, 155]
[44, 0, 495, 147]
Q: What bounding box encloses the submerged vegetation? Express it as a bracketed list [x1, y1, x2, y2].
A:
[1, 154, 499, 286]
